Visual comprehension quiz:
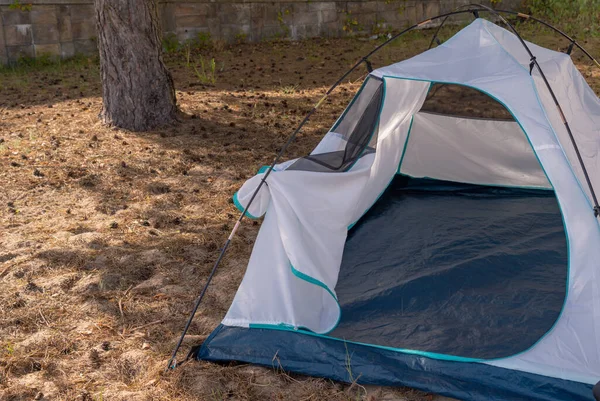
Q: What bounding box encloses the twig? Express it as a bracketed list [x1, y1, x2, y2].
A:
[118, 298, 124, 318]
[117, 284, 133, 319]
[123, 284, 133, 297]
[38, 309, 50, 327]
[131, 319, 164, 332]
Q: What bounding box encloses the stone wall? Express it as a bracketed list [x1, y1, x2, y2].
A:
[0, 0, 520, 64]
[0, 2, 96, 64]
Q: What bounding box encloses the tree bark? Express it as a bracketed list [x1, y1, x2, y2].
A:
[94, 0, 177, 131]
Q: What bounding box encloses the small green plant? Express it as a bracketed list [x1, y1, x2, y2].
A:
[343, 12, 362, 33]
[523, 0, 600, 37]
[277, 10, 291, 38]
[183, 41, 192, 67]
[9, 0, 32, 11]
[279, 83, 299, 94]
[196, 32, 212, 49]
[193, 57, 217, 85]
[344, 341, 367, 400]
[3, 342, 15, 356]
[372, 16, 391, 36]
[162, 32, 180, 53]
[235, 32, 248, 44]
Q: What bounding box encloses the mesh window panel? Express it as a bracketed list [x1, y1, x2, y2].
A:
[287, 78, 384, 172]
[420, 84, 513, 120]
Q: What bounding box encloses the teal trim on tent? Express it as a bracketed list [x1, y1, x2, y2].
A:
[396, 172, 553, 191]
[289, 263, 341, 335]
[231, 165, 274, 220]
[250, 322, 485, 362]
[480, 21, 595, 212]
[257, 165, 271, 174]
[232, 191, 260, 220]
[198, 324, 594, 401]
[397, 115, 414, 173]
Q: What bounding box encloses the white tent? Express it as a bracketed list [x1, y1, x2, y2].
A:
[197, 18, 600, 400]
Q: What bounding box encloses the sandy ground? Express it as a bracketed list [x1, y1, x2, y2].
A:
[1, 22, 599, 401]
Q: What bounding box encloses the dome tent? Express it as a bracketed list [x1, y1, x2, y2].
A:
[169, 8, 600, 401]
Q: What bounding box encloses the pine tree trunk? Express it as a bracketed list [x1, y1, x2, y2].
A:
[94, 0, 177, 131]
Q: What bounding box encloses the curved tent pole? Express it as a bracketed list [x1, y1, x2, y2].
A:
[428, 6, 600, 69]
[166, 5, 600, 372]
[506, 11, 600, 68]
[466, 3, 600, 216]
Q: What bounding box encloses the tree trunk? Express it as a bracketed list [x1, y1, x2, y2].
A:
[94, 0, 177, 131]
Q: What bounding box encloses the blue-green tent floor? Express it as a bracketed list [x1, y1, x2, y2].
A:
[196, 324, 593, 401]
[331, 177, 567, 359]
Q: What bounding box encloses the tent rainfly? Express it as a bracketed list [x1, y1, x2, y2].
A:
[175, 10, 600, 401]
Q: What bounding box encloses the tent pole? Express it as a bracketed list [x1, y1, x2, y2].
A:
[166, 4, 600, 372]
[468, 3, 600, 216]
[426, 6, 600, 69]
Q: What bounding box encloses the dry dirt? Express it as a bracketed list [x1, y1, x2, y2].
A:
[0, 24, 599, 401]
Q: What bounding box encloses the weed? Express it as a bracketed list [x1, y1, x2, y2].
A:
[196, 32, 213, 49]
[343, 12, 363, 34]
[210, 388, 224, 401]
[162, 32, 180, 53]
[277, 10, 291, 38]
[3, 342, 15, 356]
[523, 0, 600, 37]
[343, 341, 367, 400]
[372, 17, 392, 36]
[235, 32, 248, 44]
[279, 83, 299, 94]
[184, 42, 192, 67]
[9, 0, 32, 11]
[192, 57, 217, 84]
[0, 53, 98, 75]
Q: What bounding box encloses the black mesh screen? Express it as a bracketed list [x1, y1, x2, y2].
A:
[287, 78, 384, 173]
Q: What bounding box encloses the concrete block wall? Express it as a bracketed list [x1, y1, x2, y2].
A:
[0, 0, 520, 64]
[0, 2, 96, 64]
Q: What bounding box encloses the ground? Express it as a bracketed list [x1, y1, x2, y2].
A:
[1, 22, 599, 401]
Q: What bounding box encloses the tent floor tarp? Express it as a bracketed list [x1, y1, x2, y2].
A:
[331, 176, 567, 360]
[196, 178, 582, 399]
[196, 324, 593, 401]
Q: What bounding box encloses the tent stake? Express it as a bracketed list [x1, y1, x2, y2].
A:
[166, 4, 600, 372]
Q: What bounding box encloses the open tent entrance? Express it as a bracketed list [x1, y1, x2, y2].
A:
[328, 81, 568, 360]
